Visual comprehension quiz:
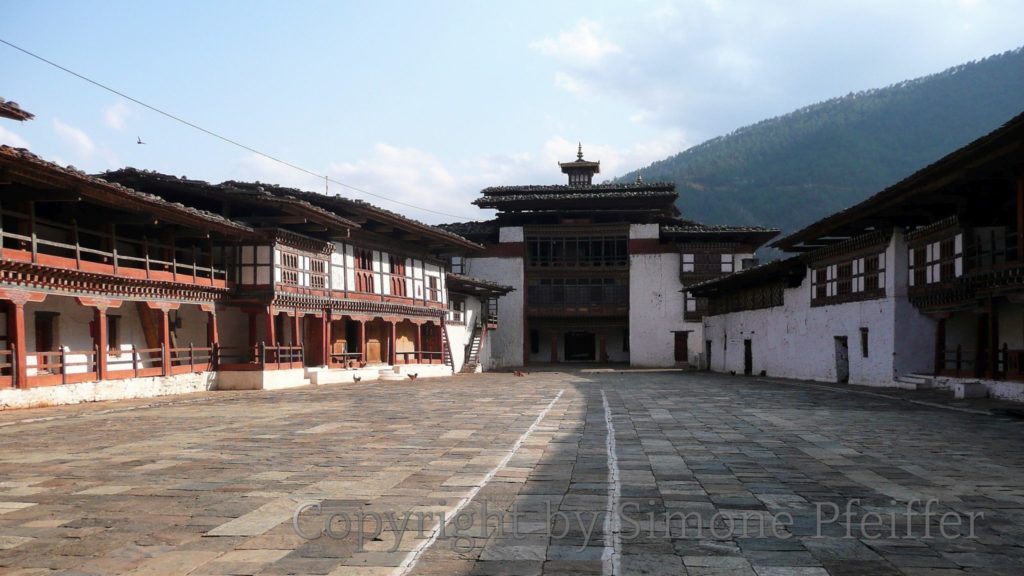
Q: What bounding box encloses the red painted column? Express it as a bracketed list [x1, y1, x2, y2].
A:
[9, 302, 26, 388]
[265, 307, 276, 346]
[358, 320, 366, 364]
[389, 321, 397, 366]
[160, 308, 171, 376]
[95, 307, 108, 380]
[208, 312, 219, 347]
[550, 333, 558, 363]
[414, 323, 422, 364]
[323, 313, 331, 367]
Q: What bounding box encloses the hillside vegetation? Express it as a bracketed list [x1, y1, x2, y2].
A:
[618, 47, 1024, 234]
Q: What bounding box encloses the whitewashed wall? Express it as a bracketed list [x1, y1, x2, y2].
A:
[462, 226, 524, 368]
[703, 233, 937, 386]
[628, 222, 688, 367]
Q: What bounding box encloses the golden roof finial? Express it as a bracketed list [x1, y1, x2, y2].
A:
[577, 142, 584, 161]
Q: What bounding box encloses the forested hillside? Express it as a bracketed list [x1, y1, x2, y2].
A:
[618, 47, 1024, 234]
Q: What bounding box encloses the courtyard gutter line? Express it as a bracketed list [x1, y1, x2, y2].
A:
[600, 389, 622, 576]
[393, 388, 565, 576]
[754, 378, 992, 416]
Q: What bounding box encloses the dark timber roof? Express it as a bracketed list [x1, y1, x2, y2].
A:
[774, 109, 1024, 252]
[479, 182, 675, 197]
[100, 170, 482, 252]
[0, 146, 255, 237]
[102, 169, 359, 239]
[0, 99, 34, 122]
[687, 255, 807, 297]
[249, 183, 482, 252]
[446, 272, 514, 297]
[661, 221, 780, 245]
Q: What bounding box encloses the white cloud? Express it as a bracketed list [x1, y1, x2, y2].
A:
[228, 134, 687, 225]
[53, 118, 96, 158]
[51, 118, 120, 170]
[103, 100, 134, 131]
[553, 71, 593, 95]
[0, 126, 30, 148]
[530, 19, 621, 66]
[531, 1, 1024, 143]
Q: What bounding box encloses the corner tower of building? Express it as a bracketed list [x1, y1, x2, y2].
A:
[558, 143, 601, 186]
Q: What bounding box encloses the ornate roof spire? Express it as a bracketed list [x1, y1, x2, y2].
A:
[577, 142, 584, 160]
[635, 172, 644, 184]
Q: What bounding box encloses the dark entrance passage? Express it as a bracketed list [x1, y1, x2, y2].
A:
[835, 336, 849, 383]
[674, 332, 688, 363]
[564, 331, 596, 361]
[743, 339, 753, 375]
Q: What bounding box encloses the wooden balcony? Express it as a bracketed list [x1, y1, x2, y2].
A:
[0, 210, 227, 288]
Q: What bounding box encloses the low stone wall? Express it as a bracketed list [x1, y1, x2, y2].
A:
[0, 363, 459, 411]
[0, 371, 217, 411]
[933, 376, 1024, 403]
[216, 368, 309, 391]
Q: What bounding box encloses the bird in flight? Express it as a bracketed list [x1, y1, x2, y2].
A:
[137, 136, 146, 145]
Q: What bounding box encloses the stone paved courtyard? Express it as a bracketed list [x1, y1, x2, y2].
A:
[1, 371, 1024, 575]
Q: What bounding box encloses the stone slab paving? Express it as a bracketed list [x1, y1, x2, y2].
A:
[0, 371, 1023, 575]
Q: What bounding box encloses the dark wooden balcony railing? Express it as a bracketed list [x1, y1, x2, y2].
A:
[217, 343, 303, 371]
[0, 209, 226, 284]
[527, 285, 628, 313]
[395, 350, 443, 364]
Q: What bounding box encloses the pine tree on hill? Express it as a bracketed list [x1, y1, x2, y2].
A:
[618, 47, 1024, 236]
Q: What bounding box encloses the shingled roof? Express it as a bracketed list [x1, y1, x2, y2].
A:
[0, 98, 34, 122]
[102, 169, 360, 237]
[1, 146, 255, 237]
[446, 272, 514, 297]
[687, 255, 807, 297]
[232, 181, 483, 251]
[479, 181, 676, 197]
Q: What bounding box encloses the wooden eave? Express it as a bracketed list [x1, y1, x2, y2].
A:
[445, 272, 514, 298]
[0, 147, 256, 239]
[688, 256, 807, 297]
[0, 99, 33, 122]
[773, 110, 1024, 252]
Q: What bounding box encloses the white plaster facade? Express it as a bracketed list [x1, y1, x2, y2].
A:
[703, 232, 937, 386]
[460, 227, 524, 369]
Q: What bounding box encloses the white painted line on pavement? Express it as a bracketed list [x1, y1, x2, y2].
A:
[601, 389, 621, 576]
[393, 388, 566, 576]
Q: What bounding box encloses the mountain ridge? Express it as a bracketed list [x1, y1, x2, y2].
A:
[617, 47, 1024, 235]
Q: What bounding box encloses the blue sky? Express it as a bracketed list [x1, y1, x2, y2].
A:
[2, 0, 1023, 223]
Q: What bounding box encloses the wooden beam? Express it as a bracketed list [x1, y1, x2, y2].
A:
[21, 189, 82, 203]
[234, 215, 309, 224]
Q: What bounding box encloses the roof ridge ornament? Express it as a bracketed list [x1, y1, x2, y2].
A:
[577, 142, 584, 160]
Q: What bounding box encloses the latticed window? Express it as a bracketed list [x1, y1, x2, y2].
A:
[280, 252, 299, 285]
[811, 252, 885, 305]
[909, 234, 962, 287]
[355, 249, 374, 292]
[389, 255, 407, 297]
[425, 276, 440, 301]
[309, 258, 327, 289]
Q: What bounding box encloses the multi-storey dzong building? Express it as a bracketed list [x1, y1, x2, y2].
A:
[443, 146, 778, 368]
[692, 111, 1024, 401]
[0, 102, 509, 409]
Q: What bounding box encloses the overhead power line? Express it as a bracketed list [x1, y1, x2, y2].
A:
[0, 37, 476, 221]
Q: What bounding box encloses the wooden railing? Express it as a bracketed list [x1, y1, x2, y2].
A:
[0, 208, 227, 284]
[940, 346, 977, 377]
[395, 350, 443, 364]
[217, 343, 303, 371]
